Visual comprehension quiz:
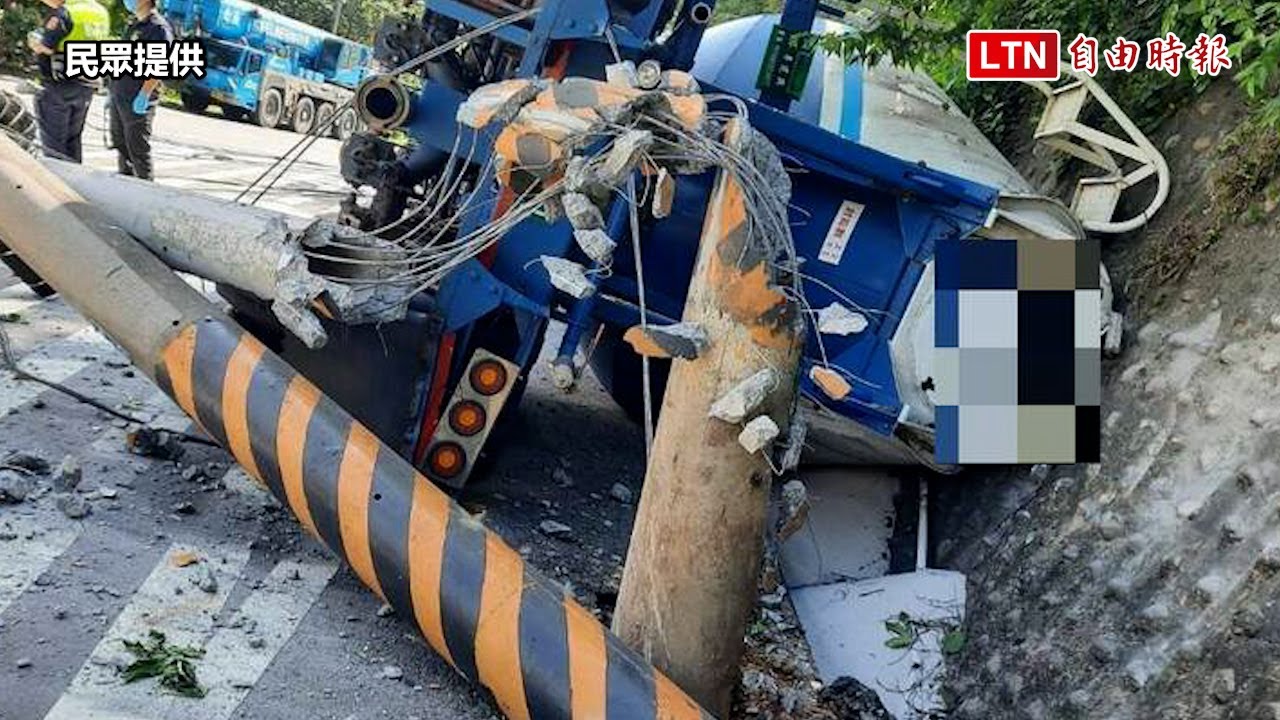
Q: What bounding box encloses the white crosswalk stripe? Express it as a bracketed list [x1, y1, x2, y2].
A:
[0, 327, 115, 416]
[0, 505, 84, 618]
[185, 558, 337, 720]
[43, 543, 254, 720]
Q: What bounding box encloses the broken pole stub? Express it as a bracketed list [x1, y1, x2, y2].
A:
[613, 118, 803, 715]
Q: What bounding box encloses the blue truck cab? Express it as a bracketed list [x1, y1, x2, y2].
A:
[165, 0, 372, 138]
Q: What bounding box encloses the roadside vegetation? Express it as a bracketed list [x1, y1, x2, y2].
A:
[713, 0, 1279, 146]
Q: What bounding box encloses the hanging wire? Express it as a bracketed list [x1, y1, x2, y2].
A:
[234, 6, 541, 206]
[626, 175, 654, 456]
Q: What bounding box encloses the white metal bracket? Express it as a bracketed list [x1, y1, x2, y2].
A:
[1024, 63, 1171, 234]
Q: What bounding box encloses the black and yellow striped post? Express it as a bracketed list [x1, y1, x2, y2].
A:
[0, 137, 714, 720]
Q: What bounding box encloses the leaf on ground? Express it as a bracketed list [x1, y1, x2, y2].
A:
[941, 630, 967, 655]
[119, 630, 207, 698]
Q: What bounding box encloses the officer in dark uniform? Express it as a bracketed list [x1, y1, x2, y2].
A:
[27, 0, 109, 162]
[108, 0, 173, 180]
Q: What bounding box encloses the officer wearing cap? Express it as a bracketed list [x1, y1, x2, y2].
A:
[108, 0, 173, 180]
[27, 0, 110, 163]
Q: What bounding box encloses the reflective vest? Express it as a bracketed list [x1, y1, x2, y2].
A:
[59, 0, 111, 49]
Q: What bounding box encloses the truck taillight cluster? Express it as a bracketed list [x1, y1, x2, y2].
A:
[424, 350, 518, 487]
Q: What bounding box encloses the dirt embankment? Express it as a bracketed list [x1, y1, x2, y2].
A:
[935, 80, 1280, 719]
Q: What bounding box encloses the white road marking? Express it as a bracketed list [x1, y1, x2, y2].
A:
[0, 328, 114, 416]
[0, 505, 83, 617]
[192, 557, 338, 720]
[43, 542, 253, 720]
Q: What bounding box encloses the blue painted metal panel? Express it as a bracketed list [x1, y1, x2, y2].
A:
[394, 0, 1007, 444]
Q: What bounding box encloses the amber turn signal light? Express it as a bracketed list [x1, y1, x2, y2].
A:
[448, 400, 487, 436]
[428, 442, 466, 479]
[469, 359, 508, 396]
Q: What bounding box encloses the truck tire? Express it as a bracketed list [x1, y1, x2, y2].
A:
[292, 97, 317, 135]
[180, 92, 209, 113]
[0, 89, 56, 298]
[315, 102, 335, 135]
[332, 107, 358, 140]
[0, 89, 37, 150]
[256, 88, 284, 129]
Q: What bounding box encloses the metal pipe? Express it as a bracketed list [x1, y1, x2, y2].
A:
[0, 136, 713, 720]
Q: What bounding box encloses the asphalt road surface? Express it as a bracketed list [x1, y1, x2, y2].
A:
[0, 75, 346, 219]
[0, 75, 651, 720]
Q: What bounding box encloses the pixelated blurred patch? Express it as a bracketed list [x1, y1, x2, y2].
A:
[934, 237, 1101, 465]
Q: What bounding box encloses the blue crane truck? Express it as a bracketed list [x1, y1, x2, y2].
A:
[164, 0, 373, 138]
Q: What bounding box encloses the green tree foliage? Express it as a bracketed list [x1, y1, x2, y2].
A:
[0, 1, 42, 71]
[811, 0, 1280, 142]
[713, 0, 781, 24]
[252, 0, 416, 43]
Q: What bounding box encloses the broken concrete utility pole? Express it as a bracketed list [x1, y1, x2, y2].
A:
[613, 119, 804, 715]
[0, 136, 712, 720]
[41, 160, 412, 350]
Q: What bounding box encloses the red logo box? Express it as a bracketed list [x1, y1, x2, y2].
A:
[966, 30, 1061, 81]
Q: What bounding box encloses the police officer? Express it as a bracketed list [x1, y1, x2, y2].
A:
[27, 0, 110, 163]
[108, 0, 173, 180]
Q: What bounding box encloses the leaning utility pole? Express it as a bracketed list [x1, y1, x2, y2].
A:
[613, 119, 803, 715]
[0, 136, 713, 720]
[331, 0, 346, 33]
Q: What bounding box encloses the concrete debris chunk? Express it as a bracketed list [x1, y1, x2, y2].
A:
[710, 369, 777, 424]
[563, 192, 604, 230]
[1103, 310, 1124, 356]
[380, 664, 404, 681]
[596, 129, 654, 189]
[455, 78, 545, 129]
[126, 427, 186, 461]
[573, 228, 617, 264]
[610, 482, 634, 504]
[54, 455, 82, 492]
[539, 256, 595, 299]
[191, 565, 218, 594]
[539, 519, 574, 540]
[776, 479, 809, 541]
[56, 493, 90, 519]
[816, 303, 869, 336]
[651, 167, 675, 219]
[0, 470, 31, 504]
[660, 69, 700, 93]
[809, 366, 852, 401]
[777, 416, 807, 474]
[605, 61, 639, 88]
[623, 322, 709, 360]
[738, 415, 781, 455]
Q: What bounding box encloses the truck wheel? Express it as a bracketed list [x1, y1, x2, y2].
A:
[256, 88, 284, 129]
[332, 107, 358, 140]
[292, 97, 317, 135]
[315, 103, 335, 134]
[0, 89, 36, 151]
[180, 92, 209, 113]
